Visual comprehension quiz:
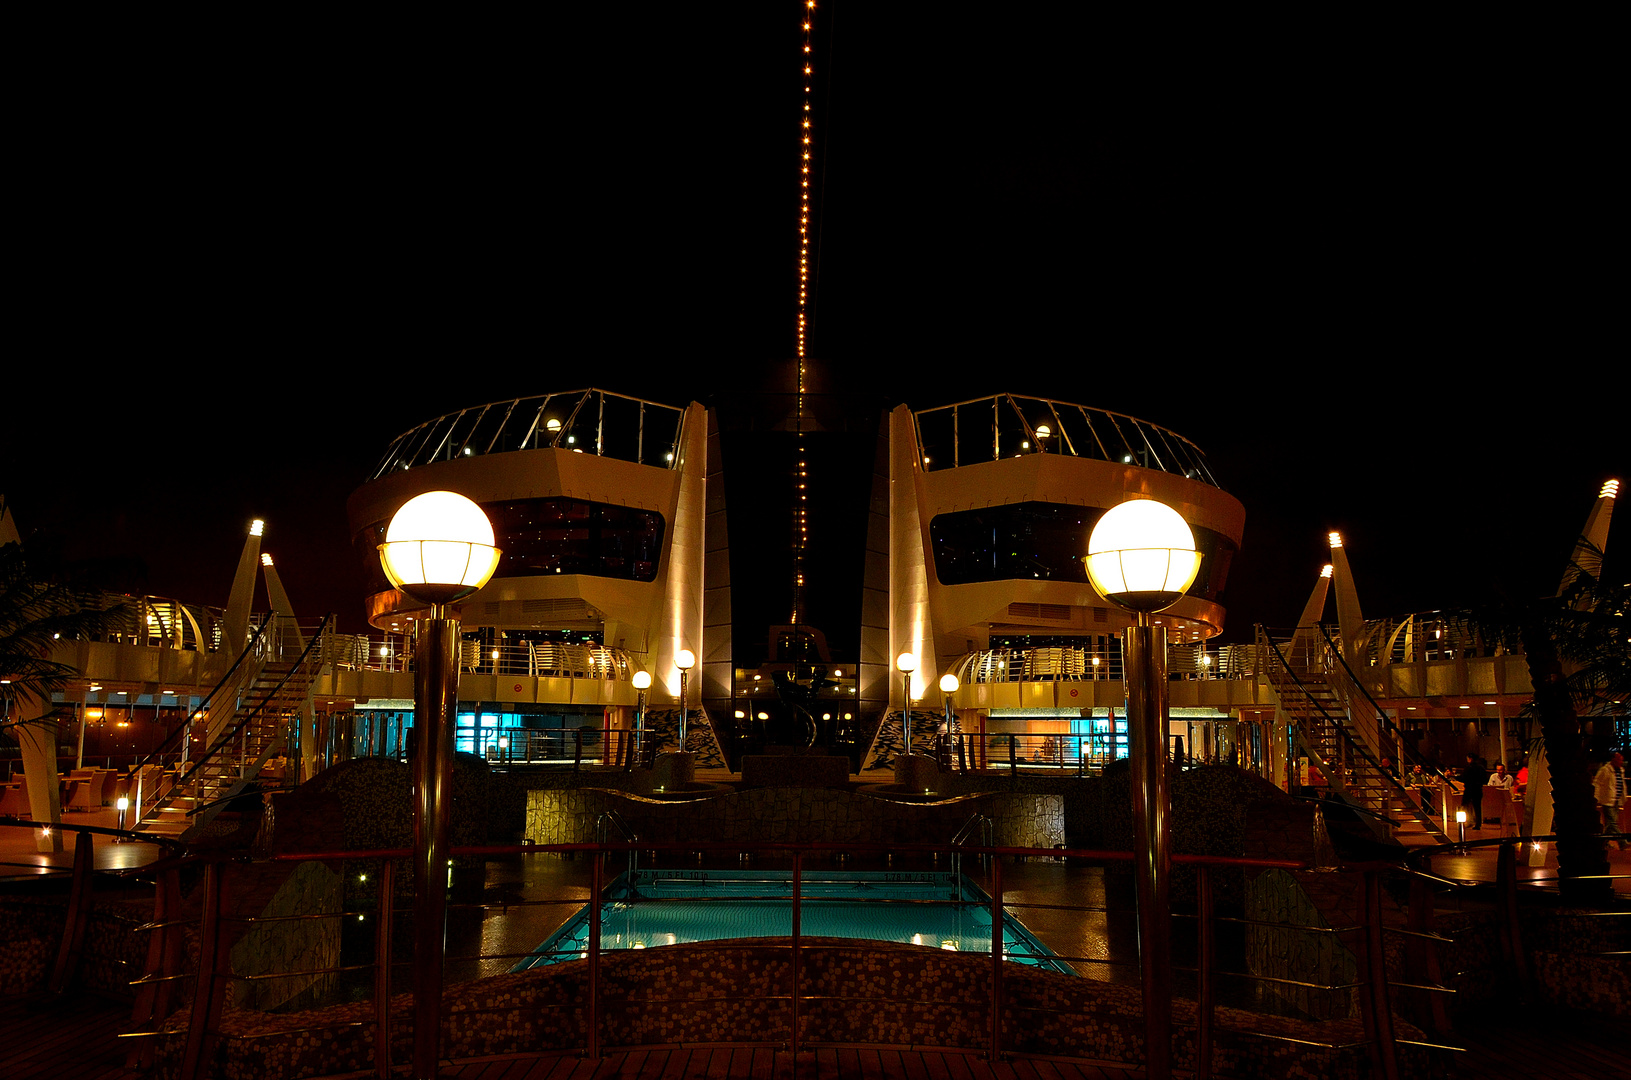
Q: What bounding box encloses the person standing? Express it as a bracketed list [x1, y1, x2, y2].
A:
[1488, 762, 1515, 831]
[1460, 755, 1490, 829]
[1593, 753, 1627, 850]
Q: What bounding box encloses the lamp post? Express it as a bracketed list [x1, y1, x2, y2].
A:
[674, 650, 695, 751]
[896, 652, 918, 756]
[632, 670, 651, 762]
[378, 490, 500, 1080]
[939, 673, 960, 761]
[1084, 498, 1201, 1080]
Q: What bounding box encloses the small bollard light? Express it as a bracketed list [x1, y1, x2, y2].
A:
[116, 796, 129, 838]
[1456, 808, 1468, 846]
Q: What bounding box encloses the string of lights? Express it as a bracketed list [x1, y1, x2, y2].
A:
[791, 1, 816, 628]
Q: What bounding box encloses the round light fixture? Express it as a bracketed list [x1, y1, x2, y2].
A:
[379, 491, 501, 606]
[1084, 499, 1200, 613]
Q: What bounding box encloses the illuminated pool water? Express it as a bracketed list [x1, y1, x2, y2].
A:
[512, 869, 1074, 975]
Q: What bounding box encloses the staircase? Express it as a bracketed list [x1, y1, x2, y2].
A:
[130, 615, 330, 840]
[1257, 625, 1449, 845]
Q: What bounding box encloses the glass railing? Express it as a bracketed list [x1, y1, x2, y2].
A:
[913, 394, 1220, 486]
[370, 389, 688, 478]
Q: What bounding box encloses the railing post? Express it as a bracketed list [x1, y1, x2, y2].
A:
[574, 728, 584, 772]
[48, 827, 96, 996]
[989, 856, 1004, 1061]
[374, 860, 395, 1079]
[588, 848, 602, 1058]
[180, 860, 229, 1080]
[1496, 839, 1531, 996]
[1358, 869, 1401, 1080]
[128, 864, 184, 1072]
[1406, 872, 1451, 1034]
[791, 849, 802, 1056]
[1196, 865, 1214, 1080]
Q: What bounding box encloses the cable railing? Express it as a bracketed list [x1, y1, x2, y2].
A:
[112, 837, 1480, 1079]
[24, 821, 1631, 1079]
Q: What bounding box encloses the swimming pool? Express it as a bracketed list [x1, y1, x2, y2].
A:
[512, 868, 1074, 976]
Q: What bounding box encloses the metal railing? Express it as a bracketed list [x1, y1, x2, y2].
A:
[325, 635, 638, 681]
[370, 388, 687, 478]
[96, 836, 1493, 1080]
[913, 394, 1220, 486]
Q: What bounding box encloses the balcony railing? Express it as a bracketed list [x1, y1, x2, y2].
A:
[370, 388, 687, 478]
[914, 394, 1220, 486]
[324, 635, 637, 681]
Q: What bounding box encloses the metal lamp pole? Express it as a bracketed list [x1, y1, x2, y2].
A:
[632, 670, 651, 762]
[675, 650, 695, 751]
[897, 652, 917, 756]
[379, 491, 500, 1080]
[1084, 499, 1201, 1080]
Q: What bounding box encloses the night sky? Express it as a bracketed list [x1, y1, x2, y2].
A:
[5, 9, 1621, 644]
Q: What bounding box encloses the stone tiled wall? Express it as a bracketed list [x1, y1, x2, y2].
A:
[525, 787, 1065, 849]
[146, 938, 1428, 1080]
[227, 859, 342, 1012]
[1244, 868, 1362, 1022]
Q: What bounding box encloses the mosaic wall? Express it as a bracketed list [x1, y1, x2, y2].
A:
[143, 938, 1429, 1080]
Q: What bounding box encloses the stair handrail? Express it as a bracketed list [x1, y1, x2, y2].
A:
[128, 611, 276, 778]
[1257, 626, 1397, 799]
[173, 614, 332, 790]
[594, 809, 639, 883]
[950, 812, 994, 880]
[1316, 623, 1406, 757]
[1258, 625, 1448, 842]
[1311, 622, 1444, 794]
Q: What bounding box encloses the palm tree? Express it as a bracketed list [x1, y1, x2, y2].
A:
[1, 532, 133, 844]
[1476, 546, 1629, 903]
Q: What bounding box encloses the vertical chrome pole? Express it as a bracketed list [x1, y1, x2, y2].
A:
[679, 670, 689, 750]
[588, 849, 603, 1058]
[989, 857, 1004, 1061]
[902, 672, 912, 756]
[1126, 612, 1172, 1080]
[791, 850, 802, 1056]
[412, 610, 459, 1080]
[374, 860, 395, 1080]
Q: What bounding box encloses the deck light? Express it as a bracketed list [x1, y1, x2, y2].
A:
[675, 650, 695, 750]
[380, 491, 500, 606]
[896, 653, 918, 755]
[1085, 500, 1200, 614]
[939, 673, 960, 741]
[379, 490, 498, 1079]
